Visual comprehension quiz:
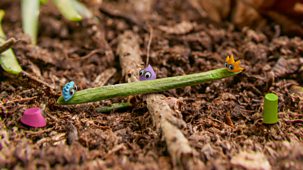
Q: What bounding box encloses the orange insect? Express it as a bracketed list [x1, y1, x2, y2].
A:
[224, 55, 244, 73]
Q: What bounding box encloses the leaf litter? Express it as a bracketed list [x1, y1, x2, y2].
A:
[0, 0, 303, 169]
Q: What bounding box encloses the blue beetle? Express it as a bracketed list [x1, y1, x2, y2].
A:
[62, 81, 77, 101]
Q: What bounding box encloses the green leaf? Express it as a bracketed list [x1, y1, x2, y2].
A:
[71, 0, 93, 19]
[0, 10, 23, 75]
[53, 0, 83, 21]
[21, 0, 40, 44]
[40, 0, 48, 4]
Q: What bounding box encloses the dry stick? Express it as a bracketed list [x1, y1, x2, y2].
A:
[285, 119, 303, 124]
[117, 31, 143, 82]
[6, 96, 37, 104]
[21, 71, 57, 95]
[146, 95, 205, 169]
[72, 49, 104, 61]
[0, 38, 16, 54]
[146, 26, 153, 66]
[117, 31, 205, 170]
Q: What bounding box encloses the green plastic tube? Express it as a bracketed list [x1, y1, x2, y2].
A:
[263, 93, 279, 124]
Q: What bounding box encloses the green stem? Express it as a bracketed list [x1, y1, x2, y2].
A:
[57, 68, 239, 105]
[53, 0, 92, 21]
[71, 0, 93, 19]
[53, 0, 83, 21]
[0, 10, 23, 75]
[21, 0, 40, 44]
[96, 102, 132, 113]
[53, 0, 82, 21]
[40, 0, 48, 4]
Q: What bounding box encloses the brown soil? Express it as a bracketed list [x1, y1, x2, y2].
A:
[1, 0, 303, 169]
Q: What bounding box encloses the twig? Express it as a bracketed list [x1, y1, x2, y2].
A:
[21, 71, 56, 94]
[117, 31, 143, 82]
[80, 49, 104, 61]
[147, 95, 205, 169]
[285, 119, 303, 124]
[24, 127, 55, 136]
[146, 26, 153, 66]
[117, 31, 205, 169]
[6, 96, 37, 104]
[0, 38, 16, 54]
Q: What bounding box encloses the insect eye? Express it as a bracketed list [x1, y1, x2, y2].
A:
[139, 69, 145, 76]
[144, 71, 152, 79]
[69, 89, 75, 96]
[228, 64, 234, 70]
[224, 63, 228, 68]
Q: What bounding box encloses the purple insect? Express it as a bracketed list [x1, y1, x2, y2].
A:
[139, 64, 156, 81]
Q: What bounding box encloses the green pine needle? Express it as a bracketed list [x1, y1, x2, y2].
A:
[57, 68, 239, 105]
